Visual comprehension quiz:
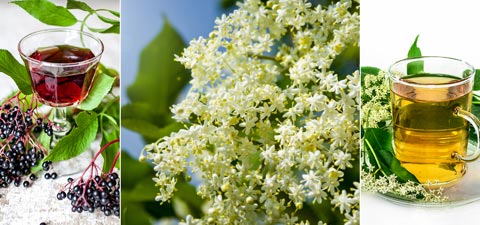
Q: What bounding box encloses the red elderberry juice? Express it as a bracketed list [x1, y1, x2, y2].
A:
[28, 45, 97, 107]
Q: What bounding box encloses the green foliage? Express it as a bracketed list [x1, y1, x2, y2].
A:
[66, 0, 94, 13]
[45, 111, 99, 161]
[122, 103, 184, 142]
[121, 151, 176, 225]
[221, 0, 239, 9]
[126, 19, 189, 111]
[11, 0, 77, 26]
[0, 0, 121, 168]
[406, 35, 423, 74]
[14, 0, 120, 34]
[122, 19, 189, 143]
[362, 36, 423, 184]
[364, 128, 419, 183]
[98, 95, 120, 172]
[0, 50, 32, 95]
[78, 64, 117, 111]
[121, 17, 203, 224]
[474, 69, 480, 91]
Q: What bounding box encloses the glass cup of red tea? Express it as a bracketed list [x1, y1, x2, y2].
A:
[18, 28, 104, 147]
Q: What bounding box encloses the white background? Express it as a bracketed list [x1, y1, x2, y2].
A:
[361, 0, 480, 224]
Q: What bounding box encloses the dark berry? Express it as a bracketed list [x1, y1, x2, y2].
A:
[57, 191, 66, 200]
[108, 173, 118, 180]
[42, 162, 50, 171]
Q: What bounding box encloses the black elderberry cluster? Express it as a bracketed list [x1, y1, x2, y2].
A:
[0, 103, 53, 189]
[0, 143, 45, 188]
[57, 172, 120, 217]
[0, 104, 53, 139]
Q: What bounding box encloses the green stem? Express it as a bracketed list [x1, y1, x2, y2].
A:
[100, 113, 119, 130]
[249, 54, 277, 61]
[79, 11, 95, 46]
[364, 138, 388, 177]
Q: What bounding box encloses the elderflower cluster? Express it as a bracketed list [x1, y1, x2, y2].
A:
[143, 0, 359, 224]
[361, 71, 390, 128]
[361, 168, 446, 203]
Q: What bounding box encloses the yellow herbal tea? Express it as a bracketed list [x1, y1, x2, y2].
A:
[391, 73, 471, 185]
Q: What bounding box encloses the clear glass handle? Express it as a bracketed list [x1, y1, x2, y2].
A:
[453, 106, 480, 162]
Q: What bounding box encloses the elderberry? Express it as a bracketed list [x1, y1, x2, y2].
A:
[0, 96, 53, 190]
[57, 172, 120, 217]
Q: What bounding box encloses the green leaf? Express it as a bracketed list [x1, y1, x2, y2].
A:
[407, 35, 423, 74]
[121, 102, 169, 126]
[0, 50, 32, 95]
[11, 0, 77, 26]
[221, 0, 238, 9]
[121, 102, 184, 142]
[102, 9, 120, 17]
[127, 19, 190, 113]
[364, 128, 419, 183]
[87, 24, 120, 34]
[122, 177, 158, 202]
[97, 15, 120, 25]
[45, 111, 99, 161]
[121, 202, 154, 225]
[174, 182, 204, 217]
[77, 66, 116, 110]
[121, 151, 155, 190]
[122, 118, 184, 143]
[66, 0, 93, 13]
[407, 35, 422, 58]
[474, 69, 480, 91]
[470, 104, 480, 142]
[101, 129, 119, 173]
[95, 10, 120, 25]
[361, 66, 380, 76]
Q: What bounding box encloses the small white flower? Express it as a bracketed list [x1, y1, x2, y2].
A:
[331, 190, 355, 213]
[144, 0, 360, 223]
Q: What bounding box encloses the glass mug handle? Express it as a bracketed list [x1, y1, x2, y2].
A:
[453, 106, 480, 161]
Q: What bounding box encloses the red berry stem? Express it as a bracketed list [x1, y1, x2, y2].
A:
[93, 139, 119, 162]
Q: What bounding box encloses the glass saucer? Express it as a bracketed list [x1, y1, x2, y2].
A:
[377, 141, 480, 207]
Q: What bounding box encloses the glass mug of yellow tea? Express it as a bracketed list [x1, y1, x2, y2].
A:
[388, 56, 480, 187]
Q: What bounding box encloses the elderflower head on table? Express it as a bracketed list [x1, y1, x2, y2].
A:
[143, 0, 359, 224]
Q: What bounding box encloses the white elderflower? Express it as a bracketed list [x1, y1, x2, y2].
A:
[361, 71, 390, 128]
[143, 0, 359, 224]
[331, 190, 355, 213]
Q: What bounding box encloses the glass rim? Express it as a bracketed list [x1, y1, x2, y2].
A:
[18, 28, 104, 68]
[387, 56, 475, 88]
